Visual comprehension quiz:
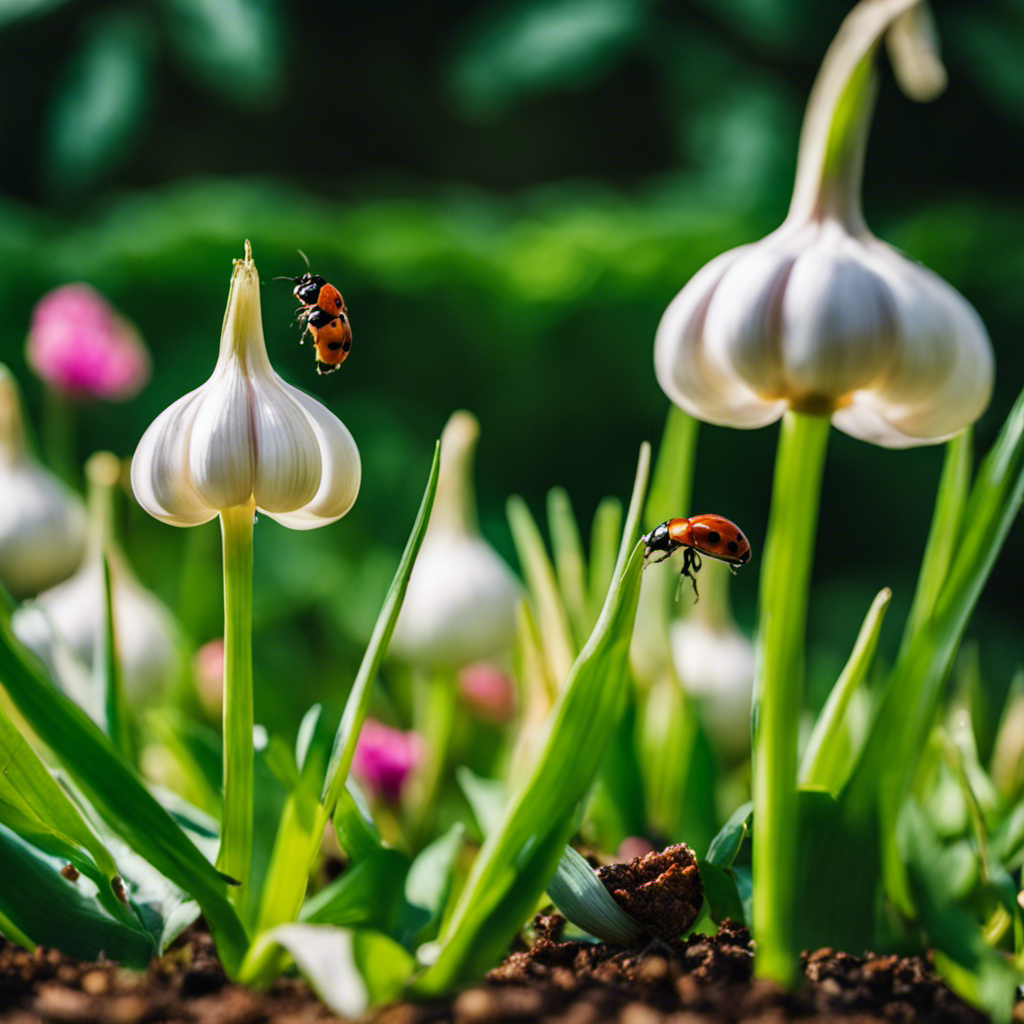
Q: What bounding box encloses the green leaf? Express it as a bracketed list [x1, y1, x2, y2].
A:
[800, 587, 891, 792]
[0, 0, 73, 28]
[508, 494, 576, 682]
[400, 824, 466, 944]
[455, 766, 507, 839]
[588, 497, 622, 623]
[160, 0, 284, 105]
[0, 617, 247, 974]
[415, 444, 649, 992]
[0, 702, 119, 882]
[96, 551, 131, 758]
[45, 10, 153, 196]
[698, 859, 747, 926]
[322, 442, 441, 815]
[547, 488, 592, 645]
[333, 780, 384, 864]
[900, 432, 972, 652]
[0, 824, 153, 966]
[301, 849, 410, 930]
[547, 845, 642, 944]
[707, 801, 752, 869]
[900, 801, 1020, 1024]
[248, 924, 415, 1016]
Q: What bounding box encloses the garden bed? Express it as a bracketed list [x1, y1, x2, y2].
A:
[1, 922, 998, 1024]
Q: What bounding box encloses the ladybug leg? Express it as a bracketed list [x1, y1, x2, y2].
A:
[644, 548, 676, 567]
[728, 562, 739, 576]
[679, 548, 702, 601]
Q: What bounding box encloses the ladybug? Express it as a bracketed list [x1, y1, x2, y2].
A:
[275, 252, 352, 375]
[642, 514, 751, 600]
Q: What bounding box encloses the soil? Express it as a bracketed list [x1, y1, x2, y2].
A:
[2, 919, 1005, 1024]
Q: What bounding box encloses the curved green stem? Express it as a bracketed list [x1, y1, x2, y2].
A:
[752, 411, 830, 986]
[217, 502, 255, 915]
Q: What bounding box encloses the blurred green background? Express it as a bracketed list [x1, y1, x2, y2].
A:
[1, 0, 1022, 734]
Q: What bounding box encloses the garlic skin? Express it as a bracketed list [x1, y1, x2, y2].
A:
[0, 365, 86, 598]
[390, 411, 522, 669]
[14, 453, 182, 704]
[131, 242, 360, 529]
[654, 0, 992, 448]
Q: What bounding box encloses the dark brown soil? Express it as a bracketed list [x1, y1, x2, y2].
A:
[376, 920, 999, 1024]
[0, 926, 344, 1023]
[1, 920, 1006, 1024]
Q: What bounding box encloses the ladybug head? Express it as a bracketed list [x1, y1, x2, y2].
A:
[294, 273, 326, 305]
[643, 521, 672, 558]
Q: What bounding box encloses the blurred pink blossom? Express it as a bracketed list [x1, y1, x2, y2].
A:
[192, 638, 225, 718]
[458, 661, 515, 723]
[27, 284, 150, 401]
[352, 719, 422, 804]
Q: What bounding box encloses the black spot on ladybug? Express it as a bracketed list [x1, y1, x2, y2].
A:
[727, 540, 739, 554]
[335, 297, 342, 307]
[327, 341, 344, 350]
[707, 530, 721, 545]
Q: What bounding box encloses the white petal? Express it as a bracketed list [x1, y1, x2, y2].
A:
[777, 229, 898, 402]
[131, 386, 218, 526]
[188, 367, 257, 510]
[832, 242, 993, 447]
[261, 382, 360, 529]
[655, 245, 786, 428]
[249, 374, 321, 513]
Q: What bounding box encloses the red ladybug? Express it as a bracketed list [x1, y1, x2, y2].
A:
[276, 253, 352, 375]
[642, 514, 751, 599]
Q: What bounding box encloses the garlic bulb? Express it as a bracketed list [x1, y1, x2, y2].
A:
[131, 242, 360, 529]
[391, 411, 522, 668]
[15, 452, 181, 703]
[654, 0, 992, 448]
[0, 364, 86, 598]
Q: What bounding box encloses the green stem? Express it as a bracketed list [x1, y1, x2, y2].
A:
[217, 502, 255, 913]
[43, 387, 76, 486]
[412, 668, 458, 848]
[752, 410, 830, 986]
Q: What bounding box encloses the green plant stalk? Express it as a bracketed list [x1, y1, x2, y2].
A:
[217, 502, 255, 916]
[800, 587, 891, 792]
[899, 431, 972, 654]
[752, 410, 830, 986]
[98, 552, 131, 759]
[412, 668, 458, 847]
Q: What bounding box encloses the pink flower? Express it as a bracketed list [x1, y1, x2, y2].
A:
[458, 662, 515, 724]
[192, 638, 225, 718]
[27, 284, 150, 401]
[352, 719, 422, 804]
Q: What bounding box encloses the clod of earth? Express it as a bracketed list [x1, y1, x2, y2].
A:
[596, 842, 702, 940]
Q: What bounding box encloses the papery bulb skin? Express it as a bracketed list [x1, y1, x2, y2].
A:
[14, 452, 182, 704]
[391, 411, 523, 669]
[131, 241, 360, 529]
[27, 285, 150, 402]
[0, 365, 86, 598]
[352, 718, 423, 804]
[654, 0, 992, 448]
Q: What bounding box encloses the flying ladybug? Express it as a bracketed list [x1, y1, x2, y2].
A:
[275, 251, 352, 374]
[642, 514, 752, 600]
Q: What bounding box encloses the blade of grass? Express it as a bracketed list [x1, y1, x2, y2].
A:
[900, 431, 972, 654]
[547, 488, 591, 646]
[0, 619, 248, 974]
[800, 587, 891, 792]
[415, 444, 650, 992]
[508, 494, 576, 681]
[587, 497, 622, 624]
[321, 441, 440, 814]
[96, 551, 131, 759]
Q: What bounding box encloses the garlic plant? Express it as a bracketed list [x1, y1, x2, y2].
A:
[654, 0, 991, 449]
[131, 241, 360, 909]
[16, 452, 181, 705]
[650, 0, 995, 987]
[0, 365, 86, 598]
[391, 411, 521, 669]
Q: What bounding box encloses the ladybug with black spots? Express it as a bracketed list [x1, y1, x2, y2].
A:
[642, 514, 751, 600]
[276, 252, 352, 375]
